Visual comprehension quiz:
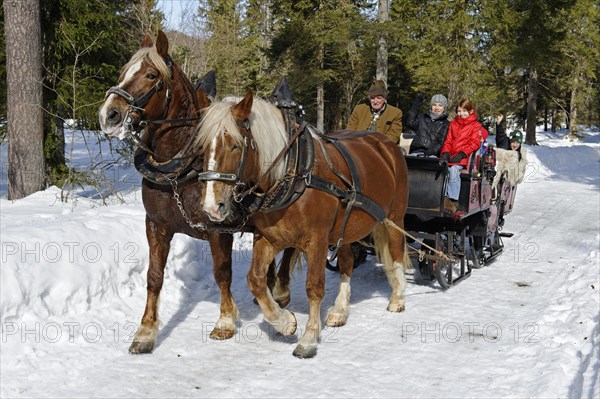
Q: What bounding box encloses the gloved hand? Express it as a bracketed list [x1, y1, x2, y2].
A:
[440, 152, 450, 162]
[424, 148, 437, 156]
[449, 152, 467, 163]
[413, 93, 426, 108]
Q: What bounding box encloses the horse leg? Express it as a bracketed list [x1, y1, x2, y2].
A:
[207, 232, 238, 340]
[129, 217, 173, 354]
[293, 244, 327, 359]
[374, 221, 408, 312]
[247, 237, 297, 336]
[272, 247, 296, 308]
[325, 244, 354, 327]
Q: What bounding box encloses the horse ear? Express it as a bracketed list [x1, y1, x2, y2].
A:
[196, 87, 211, 110]
[156, 30, 169, 57]
[233, 90, 253, 121]
[141, 35, 153, 48]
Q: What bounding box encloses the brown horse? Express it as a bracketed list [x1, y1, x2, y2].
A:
[197, 91, 409, 358]
[98, 31, 293, 353]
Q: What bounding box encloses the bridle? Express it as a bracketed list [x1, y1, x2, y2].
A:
[105, 55, 200, 150]
[197, 119, 255, 197]
[105, 55, 204, 183]
[197, 115, 307, 210]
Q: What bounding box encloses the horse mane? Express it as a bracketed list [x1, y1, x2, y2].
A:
[197, 96, 288, 183]
[120, 47, 171, 88]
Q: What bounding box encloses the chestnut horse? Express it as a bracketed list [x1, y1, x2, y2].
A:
[197, 91, 409, 358]
[98, 31, 294, 353]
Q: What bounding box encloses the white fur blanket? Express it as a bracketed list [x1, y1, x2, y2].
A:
[492, 147, 528, 188]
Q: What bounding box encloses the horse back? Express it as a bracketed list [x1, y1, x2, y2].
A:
[314, 130, 408, 211]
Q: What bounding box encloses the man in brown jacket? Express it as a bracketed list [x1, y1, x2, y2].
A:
[347, 80, 403, 143]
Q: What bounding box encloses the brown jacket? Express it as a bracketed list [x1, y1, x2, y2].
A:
[347, 102, 403, 143]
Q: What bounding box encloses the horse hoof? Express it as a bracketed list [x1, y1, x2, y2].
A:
[292, 344, 317, 359]
[387, 302, 405, 312]
[129, 340, 155, 354]
[209, 327, 235, 340]
[284, 311, 297, 335]
[325, 313, 347, 327]
[274, 311, 297, 336]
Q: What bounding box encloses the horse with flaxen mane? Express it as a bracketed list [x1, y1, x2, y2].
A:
[98, 31, 295, 354]
[197, 89, 410, 358]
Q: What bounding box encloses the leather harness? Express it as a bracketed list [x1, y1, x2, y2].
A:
[222, 108, 387, 251]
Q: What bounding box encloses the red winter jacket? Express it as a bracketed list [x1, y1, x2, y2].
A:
[441, 112, 489, 166]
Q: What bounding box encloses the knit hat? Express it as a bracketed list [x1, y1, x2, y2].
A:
[368, 80, 388, 98]
[510, 130, 523, 143]
[431, 94, 448, 109]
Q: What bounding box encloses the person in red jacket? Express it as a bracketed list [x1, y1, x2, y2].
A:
[440, 99, 489, 212]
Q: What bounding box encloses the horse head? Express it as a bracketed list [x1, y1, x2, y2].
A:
[99, 30, 213, 176]
[197, 91, 289, 222]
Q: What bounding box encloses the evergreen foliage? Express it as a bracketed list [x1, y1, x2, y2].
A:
[2, 0, 599, 197]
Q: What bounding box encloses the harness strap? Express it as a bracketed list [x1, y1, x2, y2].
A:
[106, 79, 164, 109]
[309, 136, 387, 256]
[234, 120, 307, 202]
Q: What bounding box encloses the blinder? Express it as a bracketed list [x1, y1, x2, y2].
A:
[197, 121, 255, 192]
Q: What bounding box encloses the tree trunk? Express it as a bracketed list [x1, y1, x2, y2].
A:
[316, 81, 324, 132]
[376, 0, 388, 82]
[525, 66, 538, 145]
[4, 0, 45, 199]
[568, 71, 581, 140]
[316, 40, 325, 132]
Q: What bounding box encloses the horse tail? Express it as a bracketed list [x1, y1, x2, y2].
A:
[403, 241, 412, 270]
[279, 248, 303, 275]
[372, 222, 393, 274]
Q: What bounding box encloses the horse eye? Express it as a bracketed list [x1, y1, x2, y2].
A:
[146, 73, 157, 80]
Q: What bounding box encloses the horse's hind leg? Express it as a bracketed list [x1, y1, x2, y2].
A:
[129, 217, 173, 354]
[293, 243, 327, 359]
[272, 248, 297, 308]
[373, 221, 407, 312]
[208, 232, 238, 340]
[325, 244, 354, 327]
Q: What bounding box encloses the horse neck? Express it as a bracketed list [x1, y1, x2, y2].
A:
[149, 68, 199, 160]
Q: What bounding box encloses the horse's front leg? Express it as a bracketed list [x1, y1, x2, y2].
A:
[129, 217, 173, 354]
[293, 242, 327, 359]
[247, 237, 297, 336]
[207, 232, 238, 340]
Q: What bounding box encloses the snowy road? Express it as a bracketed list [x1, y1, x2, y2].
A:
[1, 130, 598, 398]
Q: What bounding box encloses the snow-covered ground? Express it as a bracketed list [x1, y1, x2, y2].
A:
[1, 128, 599, 398]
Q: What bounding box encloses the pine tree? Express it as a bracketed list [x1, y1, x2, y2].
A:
[199, 0, 247, 96]
[269, 0, 370, 131]
[40, 0, 142, 185]
[553, 0, 600, 139]
[508, 0, 574, 144]
[391, 0, 495, 113]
